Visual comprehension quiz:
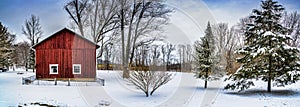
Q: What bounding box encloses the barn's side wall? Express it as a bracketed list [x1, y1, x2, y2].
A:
[35, 29, 96, 79]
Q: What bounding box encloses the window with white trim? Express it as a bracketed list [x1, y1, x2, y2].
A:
[49, 64, 58, 74]
[73, 64, 81, 74]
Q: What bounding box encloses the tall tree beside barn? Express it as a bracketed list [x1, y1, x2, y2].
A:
[225, 0, 300, 92]
[65, 0, 119, 58]
[22, 15, 43, 72]
[65, 0, 171, 78]
[64, 0, 88, 37]
[194, 22, 222, 88]
[118, 0, 172, 78]
[0, 22, 15, 69]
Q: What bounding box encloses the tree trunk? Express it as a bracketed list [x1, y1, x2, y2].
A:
[129, 47, 135, 66]
[106, 62, 109, 70]
[204, 69, 208, 88]
[145, 92, 149, 97]
[268, 34, 272, 93]
[122, 1, 138, 78]
[204, 80, 207, 89]
[150, 90, 154, 96]
[120, 0, 129, 78]
[123, 69, 129, 78]
[25, 62, 28, 71]
[267, 71, 271, 92]
[150, 88, 157, 96]
[33, 64, 35, 72]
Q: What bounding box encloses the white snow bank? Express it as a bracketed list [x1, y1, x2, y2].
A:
[98, 70, 182, 107]
[1, 70, 300, 107]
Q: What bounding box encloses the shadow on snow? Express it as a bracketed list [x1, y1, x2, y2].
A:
[224, 89, 300, 97]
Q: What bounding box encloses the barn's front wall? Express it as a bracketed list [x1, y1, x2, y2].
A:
[34, 29, 97, 80]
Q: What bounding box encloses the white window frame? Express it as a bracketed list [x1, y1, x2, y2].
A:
[73, 64, 81, 74]
[49, 64, 58, 74]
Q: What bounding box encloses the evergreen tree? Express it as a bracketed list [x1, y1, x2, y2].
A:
[225, 0, 300, 92]
[0, 22, 15, 68]
[194, 22, 222, 88]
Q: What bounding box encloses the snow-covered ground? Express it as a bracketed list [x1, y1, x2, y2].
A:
[1, 70, 300, 107]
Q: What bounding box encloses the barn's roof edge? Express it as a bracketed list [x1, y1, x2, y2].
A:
[32, 28, 100, 49]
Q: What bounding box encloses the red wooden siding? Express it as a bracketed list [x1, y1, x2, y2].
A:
[34, 28, 98, 79]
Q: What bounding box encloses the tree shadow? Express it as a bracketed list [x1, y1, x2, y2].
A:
[225, 89, 300, 97]
[198, 87, 221, 91]
[184, 86, 221, 92]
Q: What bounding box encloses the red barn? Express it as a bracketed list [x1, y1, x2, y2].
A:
[33, 28, 99, 81]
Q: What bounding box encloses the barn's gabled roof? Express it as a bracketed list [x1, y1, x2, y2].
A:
[32, 28, 100, 49]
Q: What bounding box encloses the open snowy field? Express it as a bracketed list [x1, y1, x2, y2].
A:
[1, 70, 300, 107]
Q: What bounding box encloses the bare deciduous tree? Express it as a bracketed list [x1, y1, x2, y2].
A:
[118, 0, 172, 78]
[88, 0, 120, 58]
[65, 0, 172, 78]
[281, 11, 300, 47]
[22, 15, 43, 46]
[212, 23, 244, 74]
[177, 44, 193, 72]
[177, 44, 185, 71]
[149, 45, 160, 70]
[129, 71, 172, 97]
[65, 0, 120, 59]
[161, 43, 175, 70]
[22, 14, 43, 72]
[65, 0, 89, 37]
[14, 41, 30, 71]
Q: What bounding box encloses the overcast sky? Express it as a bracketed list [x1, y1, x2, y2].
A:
[0, 0, 300, 44]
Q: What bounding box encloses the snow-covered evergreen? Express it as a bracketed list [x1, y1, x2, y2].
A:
[225, 0, 300, 92]
[0, 22, 14, 68]
[194, 22, 222, 88]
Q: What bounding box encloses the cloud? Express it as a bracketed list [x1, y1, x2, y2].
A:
[202, 0, 300, 27]
[202, 0, 259, 26]
[165, 0, 217, 45]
